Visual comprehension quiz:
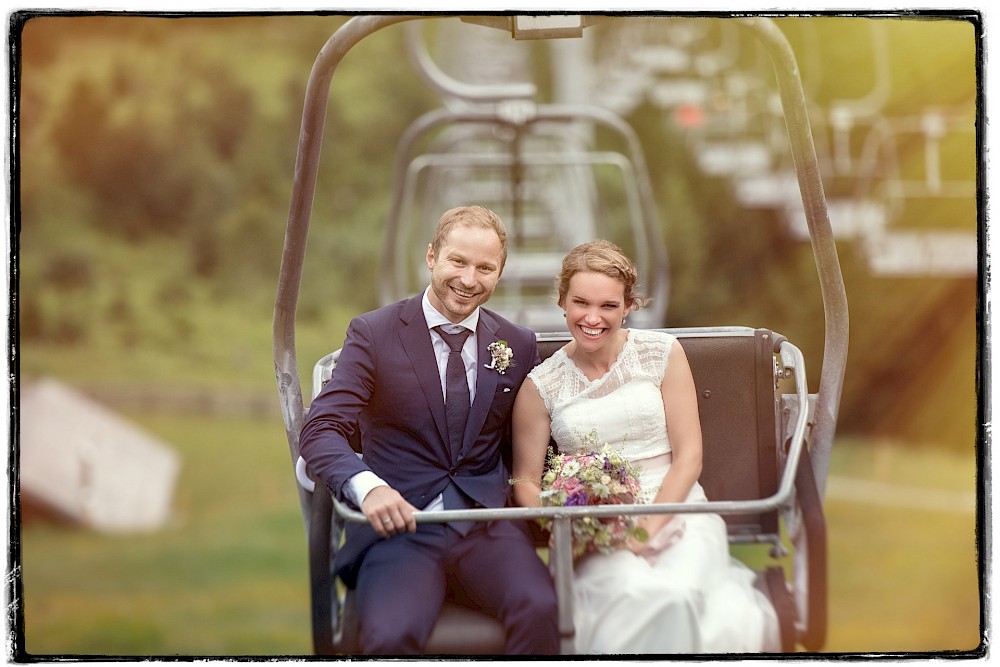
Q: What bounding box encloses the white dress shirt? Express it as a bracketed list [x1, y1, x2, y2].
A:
[345, 288, 479, 510]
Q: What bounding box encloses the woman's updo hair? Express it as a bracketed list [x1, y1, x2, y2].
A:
[556, 240, 649, 312]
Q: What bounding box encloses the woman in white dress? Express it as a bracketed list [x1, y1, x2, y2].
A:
[511, 240, 780, 654]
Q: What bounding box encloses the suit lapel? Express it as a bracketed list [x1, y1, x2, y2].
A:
[463, 311, 501, 456]
[398, 297, 450, 453]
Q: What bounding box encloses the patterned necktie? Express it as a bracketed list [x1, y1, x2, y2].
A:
[434, 326, 472, 456]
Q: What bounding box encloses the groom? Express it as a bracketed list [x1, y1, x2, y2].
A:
[299, 205, 559, 655]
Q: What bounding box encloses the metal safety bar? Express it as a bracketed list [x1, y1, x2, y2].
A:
[331, 337, 807, 525]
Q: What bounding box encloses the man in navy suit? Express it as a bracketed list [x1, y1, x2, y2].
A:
[299, 205, 559, 654]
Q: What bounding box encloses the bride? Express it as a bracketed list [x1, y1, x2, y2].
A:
[511, 240, 780, 654]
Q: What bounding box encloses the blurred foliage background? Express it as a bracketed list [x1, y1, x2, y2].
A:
[13, 12, 982, 657]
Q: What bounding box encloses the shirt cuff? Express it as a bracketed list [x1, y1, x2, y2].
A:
[346, 471, 388, 508]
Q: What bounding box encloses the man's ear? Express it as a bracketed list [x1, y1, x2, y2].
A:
[425, 243, 435, 270]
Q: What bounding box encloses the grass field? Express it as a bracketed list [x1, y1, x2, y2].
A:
[15, 412, 983, 657]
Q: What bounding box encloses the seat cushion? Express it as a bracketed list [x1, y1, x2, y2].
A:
[424, 603, 506, 655]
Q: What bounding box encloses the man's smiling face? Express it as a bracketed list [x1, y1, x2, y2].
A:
[426, 223, 504, 323]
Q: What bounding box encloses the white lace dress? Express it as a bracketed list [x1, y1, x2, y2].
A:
[528, 328, 780, 654]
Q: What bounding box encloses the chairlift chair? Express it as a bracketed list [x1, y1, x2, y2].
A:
[380, 103, 670, 330]
[274, 14, 848, 656]
[381, 22, 670, 330]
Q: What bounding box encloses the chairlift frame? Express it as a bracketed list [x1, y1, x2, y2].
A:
[273, 13, 848, 655]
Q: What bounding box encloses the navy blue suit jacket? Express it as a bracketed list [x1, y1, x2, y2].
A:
[299, 295, 541, 585]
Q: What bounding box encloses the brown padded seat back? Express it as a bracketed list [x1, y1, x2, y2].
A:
[537, 328, 779, 535]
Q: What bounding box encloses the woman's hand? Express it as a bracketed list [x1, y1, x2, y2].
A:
[628, 516, 686, 562]
[510, 478, 543, 509]
[626, 516, 665, 552]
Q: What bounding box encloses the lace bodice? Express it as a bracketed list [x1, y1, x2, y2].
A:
[529, 329, 676, 495]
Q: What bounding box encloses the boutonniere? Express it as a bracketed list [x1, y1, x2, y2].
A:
[485, 339, 515, 375]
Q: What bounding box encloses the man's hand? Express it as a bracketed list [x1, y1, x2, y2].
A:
[361, 486, 418, 537]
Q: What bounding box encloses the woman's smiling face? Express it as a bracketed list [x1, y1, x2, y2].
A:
[564, 270, 628, 351]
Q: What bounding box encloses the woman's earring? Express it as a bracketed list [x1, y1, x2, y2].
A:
[622, 318, 627, 325]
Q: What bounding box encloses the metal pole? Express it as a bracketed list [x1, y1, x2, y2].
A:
[736, 17, 849, 496]
[551, 517, 576, 654]
[273, 15, 421, 519]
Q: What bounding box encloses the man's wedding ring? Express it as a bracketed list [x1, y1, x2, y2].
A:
[382, 518, 392, 524]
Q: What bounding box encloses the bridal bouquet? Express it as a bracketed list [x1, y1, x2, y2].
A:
[535, 430, 648, 558]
